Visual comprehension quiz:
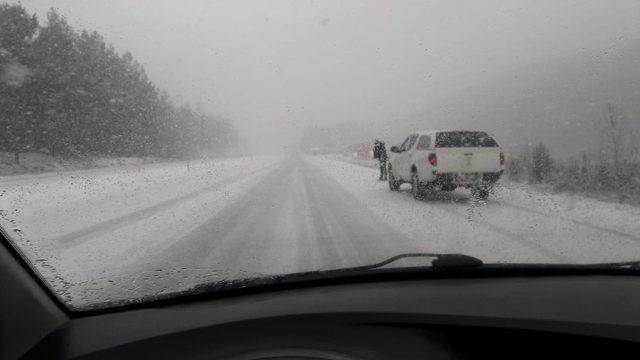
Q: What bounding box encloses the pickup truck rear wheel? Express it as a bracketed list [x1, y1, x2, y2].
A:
[441, 184, 457, 192]
[388, 165, 401, 191]
[478, 189, 489, 199]
[471, 187, 490, 200]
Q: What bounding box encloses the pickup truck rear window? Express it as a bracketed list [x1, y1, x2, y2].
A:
[435, 131, 499, 148]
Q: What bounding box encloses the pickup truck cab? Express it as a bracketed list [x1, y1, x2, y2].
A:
[387, 130, 504, 199]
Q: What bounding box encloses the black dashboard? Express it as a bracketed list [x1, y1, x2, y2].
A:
[3, 239, 640, 359]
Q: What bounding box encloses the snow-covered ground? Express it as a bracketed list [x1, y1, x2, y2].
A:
[311, 155, 640, 264]
[0, 156, 283, 303]
[0, 151, 170, 176]
[2, 154, 640, 310]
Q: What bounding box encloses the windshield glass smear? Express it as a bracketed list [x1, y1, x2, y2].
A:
[1, 0, 640, 311]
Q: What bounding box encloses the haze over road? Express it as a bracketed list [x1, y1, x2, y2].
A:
[2, 156, 640, 309]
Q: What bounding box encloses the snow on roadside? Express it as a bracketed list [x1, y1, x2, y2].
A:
[310, 155, 640, 264]
[492, 181, 640, 243]
[0, 151, 170, 177]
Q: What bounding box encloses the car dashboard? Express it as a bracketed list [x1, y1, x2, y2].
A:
[3, 240, 640, 359]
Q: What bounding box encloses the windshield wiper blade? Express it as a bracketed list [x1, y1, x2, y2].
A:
[346, 252, 483, 271]
[612, 262, 640, 270]
[568, 261, 640, 270]
[181, 253, 483, 299]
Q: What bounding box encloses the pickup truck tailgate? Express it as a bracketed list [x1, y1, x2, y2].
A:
[436, 147, 502, 173]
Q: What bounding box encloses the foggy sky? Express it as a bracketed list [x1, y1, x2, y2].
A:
[15, 0, 640, 153]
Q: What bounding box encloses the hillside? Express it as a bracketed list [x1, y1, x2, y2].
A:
[404, 40, 640, 158]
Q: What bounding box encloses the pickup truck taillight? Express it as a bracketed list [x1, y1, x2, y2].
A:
[499, 152, 505, 166]
[428, 153, 437, 166]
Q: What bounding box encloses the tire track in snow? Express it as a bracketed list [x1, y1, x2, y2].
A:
[138, 157, 414, 278]
[319, 156, 574, 262]
[405, 190, 573, 263]
[54, 161, 282, 247]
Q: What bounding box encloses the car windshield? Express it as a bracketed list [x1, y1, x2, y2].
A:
[2, 1, 640, 311]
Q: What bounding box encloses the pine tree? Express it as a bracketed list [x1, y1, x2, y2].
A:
[1, 3, 237, 164]
[530, 142, 553, 183]
[0, 4, 38, 163]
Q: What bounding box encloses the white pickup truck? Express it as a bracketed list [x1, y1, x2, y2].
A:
[387, 130, 504, 199]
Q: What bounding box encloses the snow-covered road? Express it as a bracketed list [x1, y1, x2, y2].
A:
[2, 155, 640, 310]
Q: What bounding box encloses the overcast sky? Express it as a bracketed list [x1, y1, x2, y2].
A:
[15, 0, 640, 153]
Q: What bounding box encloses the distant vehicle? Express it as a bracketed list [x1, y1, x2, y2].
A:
[309, 147, 322, 155]
[387, 130, 505, 199]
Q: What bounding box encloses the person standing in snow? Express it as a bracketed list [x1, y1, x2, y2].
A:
[373, 139, 387, 181]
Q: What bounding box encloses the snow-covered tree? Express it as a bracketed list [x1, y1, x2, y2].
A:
[0, 3, 236, 161]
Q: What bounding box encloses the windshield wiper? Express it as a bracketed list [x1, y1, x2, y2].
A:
[610, 261, 640, 270]
[557, 261, 640, 270]
[140, 255, 640, 311]
[179, 252, 484, 300]
[344, 252, 484, 271]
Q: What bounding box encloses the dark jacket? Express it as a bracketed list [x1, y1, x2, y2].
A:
[373, 141, 387, 161]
